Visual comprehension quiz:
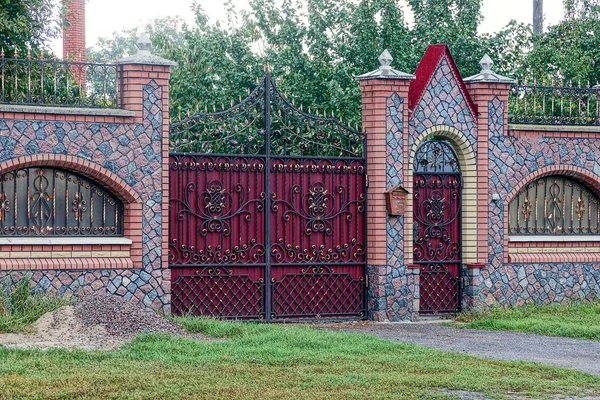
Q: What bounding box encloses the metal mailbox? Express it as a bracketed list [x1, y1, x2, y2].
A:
[384, 185, 409, 216]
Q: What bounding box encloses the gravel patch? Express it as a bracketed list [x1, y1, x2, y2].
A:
[73, 296, 183, 337]
[0, 295, 204, 350]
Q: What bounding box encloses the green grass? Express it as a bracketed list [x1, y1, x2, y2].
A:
[452, 301, 600, 341]
[0, 317, 599, 399]
[0, 277, 66, 333]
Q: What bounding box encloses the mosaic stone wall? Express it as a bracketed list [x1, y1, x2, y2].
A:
[409, 57, 478, 149]
[481, 96, 600, 308]
[0, 80, 169, 313]
[368, 93, 419, 321]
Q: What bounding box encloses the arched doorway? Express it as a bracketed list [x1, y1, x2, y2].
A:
[413, 139, 462, 314]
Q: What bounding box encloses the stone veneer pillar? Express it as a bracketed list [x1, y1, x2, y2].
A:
[356, 51, 416, 321]
[464, 55, 514, 309]
[117, 34, 177, 303]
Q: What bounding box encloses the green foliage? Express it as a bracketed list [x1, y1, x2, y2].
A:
[0, 276, 65, 333]
[0, 0, 61, 55]
[88, 0, 599, 128]
[453, 301, 600, 341]
[516, 0, 600, 84]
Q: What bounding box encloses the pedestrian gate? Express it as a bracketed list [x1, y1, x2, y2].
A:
[168, 74, 367, 320]
[413, 140, 462, 313]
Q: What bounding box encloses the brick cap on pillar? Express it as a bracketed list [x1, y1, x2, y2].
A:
[118, 33, 177, 66]
[355, 49, 415, 81]
[464, 54, 514, 84]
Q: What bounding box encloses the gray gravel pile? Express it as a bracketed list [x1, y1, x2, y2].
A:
[73, 295, 184, 337]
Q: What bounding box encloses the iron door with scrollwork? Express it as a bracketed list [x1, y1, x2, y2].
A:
[168, 73, 367, 321]
[413, 140, 462, 314]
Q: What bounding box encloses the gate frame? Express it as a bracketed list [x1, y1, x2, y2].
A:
[411, 138, 464, 314]
[168, 72, 368, 321]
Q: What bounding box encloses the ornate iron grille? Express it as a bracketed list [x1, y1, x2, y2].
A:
[169, 73, 367, 321]
[509, 175, 600, 235]
[0, 167, 123, 236]
[509, 83, 600, 126]
[413, 140, 462, 314]
[0, 52, 118, 108]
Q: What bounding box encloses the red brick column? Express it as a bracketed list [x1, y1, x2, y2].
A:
[62, 0, 86, 61]
[359, 78, 411, 267]
[356, 51, 416, 321]
[118, 39, 176, 287]
[465, 81, 511, 265]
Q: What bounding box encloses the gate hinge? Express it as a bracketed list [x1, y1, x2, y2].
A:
[365, 174, 369, 188]
[365, 275, 369, 287]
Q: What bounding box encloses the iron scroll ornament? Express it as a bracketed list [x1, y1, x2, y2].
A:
[169, 73, 365, 158]
[0, 167, 123, 236]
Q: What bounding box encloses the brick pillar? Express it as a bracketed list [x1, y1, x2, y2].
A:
[62, 0, 85, 60]
[464, 55, 514, 309]
[118, 34, 177, 307]
[356, 51, 416, 321]
[62, 0, 86, 85]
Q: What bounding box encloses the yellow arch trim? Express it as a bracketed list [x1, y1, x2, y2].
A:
[405, 125, 478, 265]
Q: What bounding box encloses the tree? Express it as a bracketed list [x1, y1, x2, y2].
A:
[0, 0, 61, 55]
[89, 0, 545, 125]
[518, 0, 600, 83]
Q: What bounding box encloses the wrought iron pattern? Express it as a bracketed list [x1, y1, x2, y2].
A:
[171, 267, 264, 319]
[0, 53, 118, 108]
[169, 73, 367, 320]
[509, 83, 600, 126]
[414, 140, 461, 174]
[271, 265, 365, 319]
[0, 167, 122, 236]
[413, 140, 462, 314]
[169, 154, 266, 265]
[418, 263, 460, 314]
[169, 73, 365, 158]
[509, 175, 600, 235]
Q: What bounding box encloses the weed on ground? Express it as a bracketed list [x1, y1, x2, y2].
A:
[0, 277, 65, 333]
[452, 301, 600, 341]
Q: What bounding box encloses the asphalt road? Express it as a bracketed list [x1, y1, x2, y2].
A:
[328, 322, 600, 376]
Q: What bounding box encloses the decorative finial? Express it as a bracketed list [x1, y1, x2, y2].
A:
[479, 54, 494, 79]
[379, 49, 393, 68]
[136, 33, 153, 55]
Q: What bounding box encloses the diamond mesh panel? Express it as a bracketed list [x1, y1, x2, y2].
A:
[419, 264, 460, 314]
[271, 272, 364, 319]
[171, 275, 264, 319]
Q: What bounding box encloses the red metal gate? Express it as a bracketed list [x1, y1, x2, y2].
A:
[413, 140, 462, 314]
[168, 74, 366, 320]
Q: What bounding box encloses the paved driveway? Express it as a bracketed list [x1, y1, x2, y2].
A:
[327, 322, 600, 376]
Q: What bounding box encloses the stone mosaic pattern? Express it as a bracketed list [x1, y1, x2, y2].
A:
[479, 96, 600, 308]
[368, 93, 418, 321]
[0, 80, 169, 313]
[367, 264, 419, 321]
[409, 56, 477, 150]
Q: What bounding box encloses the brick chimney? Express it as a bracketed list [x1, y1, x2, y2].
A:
[62, 0, 86, 61]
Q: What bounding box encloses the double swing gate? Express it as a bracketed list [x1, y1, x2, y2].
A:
[168, 74, 367, 320]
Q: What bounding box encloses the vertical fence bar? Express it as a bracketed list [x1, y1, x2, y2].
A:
[264, 72, 272, 321]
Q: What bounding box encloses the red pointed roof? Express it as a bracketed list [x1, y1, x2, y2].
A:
[408, 44, 478, 118]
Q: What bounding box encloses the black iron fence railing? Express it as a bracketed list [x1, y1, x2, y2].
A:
[509, 83, 600, 126]
[0, 51, 118, 108]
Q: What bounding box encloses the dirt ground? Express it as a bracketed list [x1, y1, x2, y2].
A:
[0, 306, 126, 350]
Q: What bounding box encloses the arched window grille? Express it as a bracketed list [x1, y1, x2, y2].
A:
[508, 175, 600, 235]
[0, 167, 124, 236]
[414, 140, 461, 174]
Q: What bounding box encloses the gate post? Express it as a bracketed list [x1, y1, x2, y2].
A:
[356, 51, 416, 321]
[464, 55, 514, 310]
[117, 34, 176, 311]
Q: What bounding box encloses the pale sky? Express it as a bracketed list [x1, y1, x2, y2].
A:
[51, 0, 565, 54]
